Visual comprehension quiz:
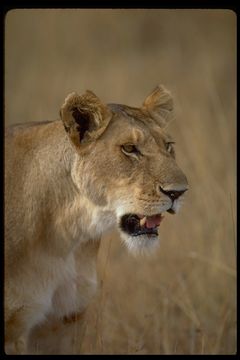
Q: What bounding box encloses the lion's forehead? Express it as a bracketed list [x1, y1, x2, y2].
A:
[105, 109, 172, 149]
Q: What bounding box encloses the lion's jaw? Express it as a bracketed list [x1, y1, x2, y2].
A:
[112, 188, 187, 255]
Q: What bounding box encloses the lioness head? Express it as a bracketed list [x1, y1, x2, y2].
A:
[60, 86, 188, 254]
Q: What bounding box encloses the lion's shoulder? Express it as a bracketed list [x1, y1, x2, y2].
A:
[5, 120, 57, 138]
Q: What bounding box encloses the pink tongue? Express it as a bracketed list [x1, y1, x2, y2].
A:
[146, 214, 162, 229]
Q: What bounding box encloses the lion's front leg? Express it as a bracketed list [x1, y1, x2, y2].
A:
[28, 241, 101, 354]
[5, 302, 48, 355]
[28, 277, 95, 355]
[5, 335, 27, 355]
[51, 278, 83, 319]
[28, 309, 88, 355]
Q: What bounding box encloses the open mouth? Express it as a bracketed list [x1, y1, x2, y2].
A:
[120, 213, 165, 237]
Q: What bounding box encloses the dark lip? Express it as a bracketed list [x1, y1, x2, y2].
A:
[120, 213, 159, 237]
[167, 208, 176, 214]
[132, 228, 158, 237]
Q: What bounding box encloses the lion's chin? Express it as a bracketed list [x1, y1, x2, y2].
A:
[119, 232, 160, 256]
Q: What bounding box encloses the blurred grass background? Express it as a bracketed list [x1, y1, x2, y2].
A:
[5, 9, 236, 354]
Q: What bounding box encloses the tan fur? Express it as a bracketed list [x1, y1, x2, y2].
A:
[4, 85, 188, 354]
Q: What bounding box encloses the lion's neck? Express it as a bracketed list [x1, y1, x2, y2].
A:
[23, 124, 115, 257]
[53, 191, 116, 252]
[47, 153, 115, 256]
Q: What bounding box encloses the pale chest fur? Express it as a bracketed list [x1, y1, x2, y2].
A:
[44, 198, 116, 318]
[20, 244, 100, 322]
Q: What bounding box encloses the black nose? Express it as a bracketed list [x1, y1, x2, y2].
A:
[160, 187, 187, 201]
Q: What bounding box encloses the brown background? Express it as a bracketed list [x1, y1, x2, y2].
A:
[5, 9, 236, 354]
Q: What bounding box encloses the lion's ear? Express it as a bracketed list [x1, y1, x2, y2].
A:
[60, 90, 112, 148]
[142, 85, 174, 127]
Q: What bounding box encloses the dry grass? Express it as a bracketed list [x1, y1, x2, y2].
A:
[5, 9, 236, 354]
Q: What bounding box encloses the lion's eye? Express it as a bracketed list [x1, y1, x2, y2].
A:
[165, 142, 175, 153]
[122, 144, 137, 153]
[121, 144, 140, 156]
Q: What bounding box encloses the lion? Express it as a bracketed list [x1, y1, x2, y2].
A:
[4, 85, 188, 354]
